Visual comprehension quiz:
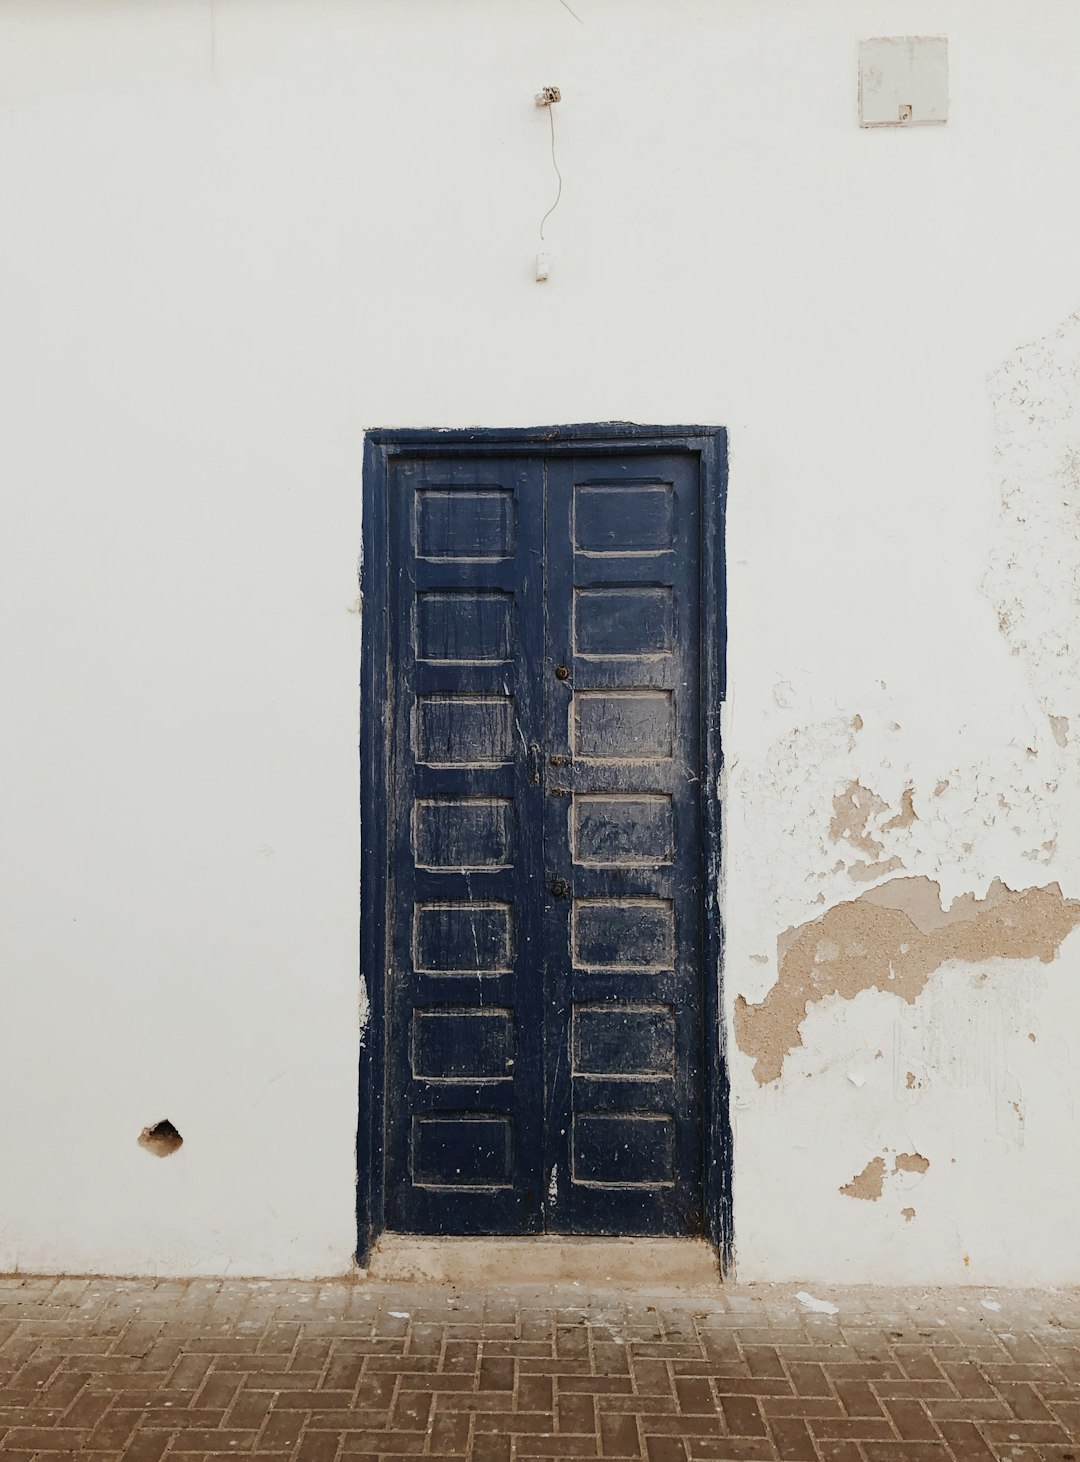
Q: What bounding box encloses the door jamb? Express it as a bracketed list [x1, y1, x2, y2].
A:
[358, 423, 731, 1271]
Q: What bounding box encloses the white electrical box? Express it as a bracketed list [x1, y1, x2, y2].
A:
[859, 37, 948, 128]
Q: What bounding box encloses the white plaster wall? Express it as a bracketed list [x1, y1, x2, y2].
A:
[2, 0, 1080, 1280]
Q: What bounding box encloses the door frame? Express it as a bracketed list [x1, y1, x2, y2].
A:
[357, 423, 731, 1271]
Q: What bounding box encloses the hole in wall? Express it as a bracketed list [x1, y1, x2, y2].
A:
[138, 1119, 184, 1158]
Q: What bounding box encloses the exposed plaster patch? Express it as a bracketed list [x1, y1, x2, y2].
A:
[733, 876, 1080, 1085]
[849, 855, 904, 883]
[840, 1155, 886, 1201]
[883, 786, 918, 832]
[1050, 715, 1070, 749]
[894, 1151, 930, 1175]
[905, 1071, 917, 1089]
[830, 781, 887, 859]
[901, 1207, 916, 1222]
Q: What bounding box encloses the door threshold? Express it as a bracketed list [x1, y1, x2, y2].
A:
[364, 1235, 721, 1288]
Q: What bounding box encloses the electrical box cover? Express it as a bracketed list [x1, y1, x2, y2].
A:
[859, 37, 948, 128]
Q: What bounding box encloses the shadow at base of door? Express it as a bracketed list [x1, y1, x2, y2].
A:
[364, 1234, 722, 1288]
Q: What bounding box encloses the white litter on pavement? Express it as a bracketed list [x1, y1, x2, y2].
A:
[796, 1291, 839, 1315]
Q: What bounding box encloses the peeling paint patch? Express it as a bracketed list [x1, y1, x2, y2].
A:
[840, 1155, 886, 1201]
[901, 1207, 916, 1222]
[987, 309, 1080, 728]
[894, 1152, 930, 1175]
[358, 977, 371, 1046]
[1050, 715, 1069, 749]
[734, 876, 1080, 1084]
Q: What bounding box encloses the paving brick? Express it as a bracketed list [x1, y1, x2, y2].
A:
[860, 1445, 949, 1461]
[833, 1378, 884, 1416]
[600, 1412, 643, 1457]
[932, 1420, 997, 1461]
[689, 1443, 775, 1460]
[1, 1429, 89, 1451]
[675, 1377, 716, 1415]
[810, 1416, 897, 1441]
[428, 1410, 472, 1452]
[294, 1434, 343, 1462]
[479, 1354, 516, 1391]
[719, 1395, 766, 1436]
[515, 1437, 600, 1456]
[882, 1397, 940, 1441]
[644, 1440, 687, 1462]
[766, 1414, 816, 1460]
[474, 1410, 559, 1434]
[472, 1438, 512, 1462]
[559, 1392, 598, 1433]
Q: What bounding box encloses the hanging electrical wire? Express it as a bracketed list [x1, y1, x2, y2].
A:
[538, 90, 563, 242]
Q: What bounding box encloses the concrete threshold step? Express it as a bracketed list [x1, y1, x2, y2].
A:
[364, 1235, 721, 1287]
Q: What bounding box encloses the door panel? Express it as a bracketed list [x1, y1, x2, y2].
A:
[384, 448, 703, 1237]
[385, 455, 545, 1234]
[543, 454, 703, 1236]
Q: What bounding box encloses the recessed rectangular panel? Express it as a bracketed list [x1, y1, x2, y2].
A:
[416, 591, 513, 663]
[415, 799, 513, 870]
[412, 1009, 515, 1080]
[573, 1004, 675, 1077]
[574, 587, 673, 658]
[572, 795, 673, 866]
[416, 696, 513, 766]
[573, 691, 673, 761]
[574, 484, 674, 555]
[572, 1113, 675, 1186]
[414, 902, 513, 973]
[572, 898, 674, 971]
[412, 1114, 513, 1187]
[416, 488, 515, 560]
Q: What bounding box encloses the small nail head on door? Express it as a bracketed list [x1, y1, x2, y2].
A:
[554, 664, 571, 681]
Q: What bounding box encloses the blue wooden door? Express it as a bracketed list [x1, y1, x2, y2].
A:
[384, 449, 703, 1236]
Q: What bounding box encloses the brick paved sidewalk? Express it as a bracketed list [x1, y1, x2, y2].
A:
[1, 1277, 1079, 1462]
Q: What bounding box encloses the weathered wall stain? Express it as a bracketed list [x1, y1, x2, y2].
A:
[840, 1155, 886, 1200]
[735, 876, 1080, 1085]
